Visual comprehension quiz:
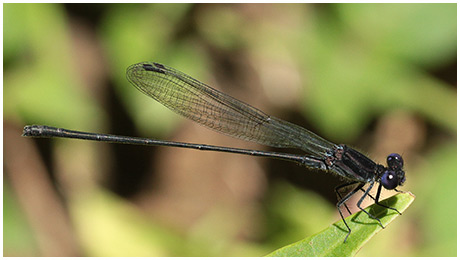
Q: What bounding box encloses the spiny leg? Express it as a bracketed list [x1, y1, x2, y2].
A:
[356, 182, 384, 229]
[373, 183, 402, 215]
[337, 183, 364, 242]
[339, 182, 388, 214]
[335, 182, 358, 215]
[360, 188, 376, 200]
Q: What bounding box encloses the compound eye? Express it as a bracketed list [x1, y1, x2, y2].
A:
[381, 170, 399, 190]
[387, 153, 404, 170]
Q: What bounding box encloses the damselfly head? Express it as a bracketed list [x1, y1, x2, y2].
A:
[382, 153, 405, 189]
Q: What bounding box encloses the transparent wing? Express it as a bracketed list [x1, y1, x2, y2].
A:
[126, 62, 336, 157]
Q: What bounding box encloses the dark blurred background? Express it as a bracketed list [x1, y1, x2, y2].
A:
[4, 3, 456, 256]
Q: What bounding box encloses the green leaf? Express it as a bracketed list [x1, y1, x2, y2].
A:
[266, 192, 415, 257]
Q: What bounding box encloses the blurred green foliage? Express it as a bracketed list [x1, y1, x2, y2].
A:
[4, 3, 456, 256]
[3, 185, 39, 255]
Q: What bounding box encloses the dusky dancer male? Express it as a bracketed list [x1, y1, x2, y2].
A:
[23, 62, 406, 242]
